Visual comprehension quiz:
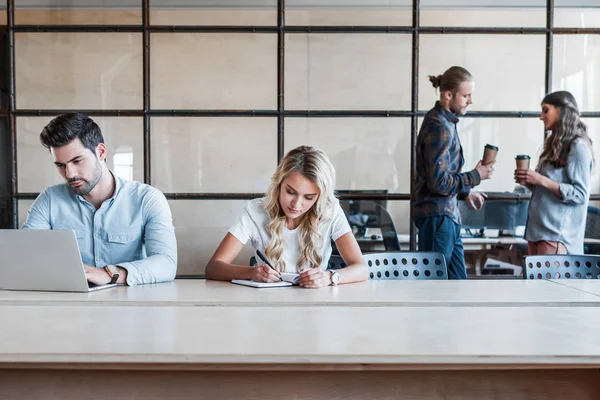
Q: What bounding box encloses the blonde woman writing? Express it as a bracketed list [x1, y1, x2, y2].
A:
[206, 145, 368, 288]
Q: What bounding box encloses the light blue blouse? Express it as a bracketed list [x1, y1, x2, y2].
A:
[524, 139, 594, 254]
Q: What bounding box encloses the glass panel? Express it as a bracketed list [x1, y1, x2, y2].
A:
[151, 117, 277, 193]
[553, 35, 600, 113]
[150, 0, 276, 25]
[285, 34, 411, 110]
[17, 117, 143, 193]
[583, 118, 600, 195]
[286, 0, 411, 26]
[15, 1, 141, 25]
[15, 33, 142, 110]
[419, 34, 546, 112]
[284, 118, 411, 193]
[0, 5, 6, 25]
[18, 200, 34, 228]
[151, 33, 276, 110]
[169, 199, 254, 275]
[420, 0, 546, 27]
[458, 118, 544, 193]
[388, 200, 410, 236]
[555, 1, 600, 28]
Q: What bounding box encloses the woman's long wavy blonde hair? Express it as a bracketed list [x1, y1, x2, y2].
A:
[264, 146, 336, 272]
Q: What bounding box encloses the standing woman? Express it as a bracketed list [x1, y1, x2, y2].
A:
[206, 145, 368, 288]
[515, 91, 594, 255]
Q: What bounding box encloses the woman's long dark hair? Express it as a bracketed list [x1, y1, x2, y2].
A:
[539, 91, 593, 168]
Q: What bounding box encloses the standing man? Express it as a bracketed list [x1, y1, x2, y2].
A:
[22, 113, 177, 286]
[411, 66, 492, 279]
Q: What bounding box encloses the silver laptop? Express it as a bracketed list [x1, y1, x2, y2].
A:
[0, 229, 120, 292]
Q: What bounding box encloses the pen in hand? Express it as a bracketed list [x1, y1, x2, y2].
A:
[256, 249, 282, 281]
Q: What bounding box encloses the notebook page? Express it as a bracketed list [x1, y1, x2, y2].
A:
[231, 280, 293, 288]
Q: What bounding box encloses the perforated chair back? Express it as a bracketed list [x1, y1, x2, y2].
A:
[328, 252, 448, 280]
[523, 255, 600, 280]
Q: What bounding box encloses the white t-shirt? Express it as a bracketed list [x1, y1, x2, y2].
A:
[229, 197, 352, 273]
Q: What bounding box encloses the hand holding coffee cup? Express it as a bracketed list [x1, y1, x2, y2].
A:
[514, 155, 531, 185]
[475, 144, 497, 180]
[475, 160, 494, 180]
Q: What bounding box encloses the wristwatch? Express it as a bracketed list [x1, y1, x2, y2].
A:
[104, 265, 120, 284]
[329, 270, 340, 286]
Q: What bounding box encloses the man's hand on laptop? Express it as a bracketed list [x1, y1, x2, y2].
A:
[84, 265, 112, 286]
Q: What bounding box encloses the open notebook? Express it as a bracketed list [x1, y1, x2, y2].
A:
[232, 272, 300, 288]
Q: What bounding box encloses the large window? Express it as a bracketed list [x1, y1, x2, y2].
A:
[2, 0, 599, 274]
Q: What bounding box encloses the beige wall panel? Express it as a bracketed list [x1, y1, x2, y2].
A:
[150, 9, 276, 25]
[8, 6, 597, 29]
[151, 117, 276, 193]
[15, 32, 142, 110]
[285, 34, 411, 110]
[170, 199, 254, 275]
[420, 9, 545, 27]
[286, 9, 411, 26]
[14, 9, 141, 25]
[17, 117, 143, 193]
[419, 34, 546, 112]
[555, 8, 600, 28]
[151, 33, 277, 110]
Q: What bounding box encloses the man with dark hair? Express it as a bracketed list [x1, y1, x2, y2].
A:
[411, 66, 493, 279]
[22, 113, 177, 286]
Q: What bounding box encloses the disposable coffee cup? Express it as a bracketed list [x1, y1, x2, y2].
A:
[482, 144, 499, 165]
[515, 154, 531, 169]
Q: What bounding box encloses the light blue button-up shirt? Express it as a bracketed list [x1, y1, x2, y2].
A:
[524, 139, 593, 254]
[22, 173, 177, 285]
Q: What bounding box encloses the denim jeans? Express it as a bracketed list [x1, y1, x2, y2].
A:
[415, 216, 467, 280]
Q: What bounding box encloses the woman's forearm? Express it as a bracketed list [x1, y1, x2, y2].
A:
[336, 263, 369, 284]
[205, 260, 254, 281]
[539, 175, 562, 199]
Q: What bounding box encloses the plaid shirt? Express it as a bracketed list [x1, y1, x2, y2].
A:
[411, 101, 481, 225]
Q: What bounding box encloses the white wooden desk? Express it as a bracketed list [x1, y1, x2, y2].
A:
[0, 305, 599, 399]
[1, 279, 600, 307]
[550, 279, 600, 297]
